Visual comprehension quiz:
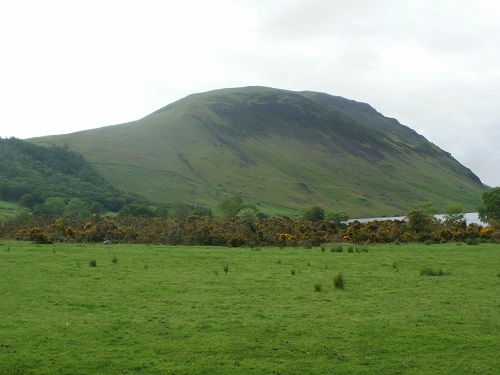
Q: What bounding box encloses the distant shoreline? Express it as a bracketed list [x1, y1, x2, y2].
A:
[349, 212, 485, 225]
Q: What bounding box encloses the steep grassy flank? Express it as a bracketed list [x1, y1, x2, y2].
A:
[0, 242, 498, 374]
[29, 87, 484, 217]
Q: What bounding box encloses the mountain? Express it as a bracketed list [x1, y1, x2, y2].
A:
[29, 86, 484, 217]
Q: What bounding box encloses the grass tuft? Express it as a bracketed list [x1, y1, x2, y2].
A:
[420, 266, 446, 276]
[112, 255, 118, 264]
[333, 273, 345, 289]
[89, 259, 97, 267]
[465, 237, 479, 245]
[314, 283, 322, 292]
[330, 245, 343, 253]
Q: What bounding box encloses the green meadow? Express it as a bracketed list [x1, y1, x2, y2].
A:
[0, 242, 498, 374]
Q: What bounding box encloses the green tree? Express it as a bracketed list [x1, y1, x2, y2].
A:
[18, 193, 36, 210]
[324, 209, 349, 226]
[300, 206, 324, 222]
[90, 202, 106, 215]
[443, 203, 465, 224]
[65, 198, 91, 219]
[218, 196, 244, 218]
[117, 204, 155, 218]
[155, 203, 172, 219]
[169, 202, 190, 219]
[14, 207, 32, 222]
[406, 207, 434, 234]
[43, 197, 66, 217]
[417, 201, 438, 215]
[236, 207, 257, 223]
[478, 187, 500, 225]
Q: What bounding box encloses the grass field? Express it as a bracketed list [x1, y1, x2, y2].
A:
[0, 241, 498, 374]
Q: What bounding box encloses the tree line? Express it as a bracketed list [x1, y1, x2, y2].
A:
[1, 188, 499, 245]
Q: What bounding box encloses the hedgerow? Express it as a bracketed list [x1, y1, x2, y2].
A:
[0, 214, 496, 246]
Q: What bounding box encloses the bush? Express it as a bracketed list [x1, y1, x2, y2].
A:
[28, 227, 51, 244]
[300, 206, 324, 222]
[333, 273, 345, 289]
[420, 267, 445, 276]
[465, 237, 479, 245]
[330, 245, 343, 253]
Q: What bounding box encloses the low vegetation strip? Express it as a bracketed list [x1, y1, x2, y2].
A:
[0, 242, 498, 374]
[1, 214, 498, 246]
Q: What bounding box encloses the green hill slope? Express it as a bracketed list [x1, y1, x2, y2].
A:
[0, 137, 150, 212]
[29, 86, 484, 217]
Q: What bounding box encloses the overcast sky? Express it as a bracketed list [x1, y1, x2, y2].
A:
[1, 0, 499, 187]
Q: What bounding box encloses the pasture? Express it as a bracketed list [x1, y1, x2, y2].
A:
[0, 242, 498, 374]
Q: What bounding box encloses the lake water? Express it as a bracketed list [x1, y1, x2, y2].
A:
[349, 212, 485, 225]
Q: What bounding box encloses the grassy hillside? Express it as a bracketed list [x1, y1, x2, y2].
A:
[30, 87, 485, 217]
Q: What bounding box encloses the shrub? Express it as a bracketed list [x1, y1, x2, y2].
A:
[420, 266, 445, 276]
[321, 245, 326, 252]
[465, 237, 479, 245]
[347, 246, 354, 253]
[29, 227, 51, 244]
[330, 245, 343, 253]
[333, 273, 345, 289]
[300, 206, 325, 222]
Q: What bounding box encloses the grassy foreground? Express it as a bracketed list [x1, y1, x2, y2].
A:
[0, 242, 498, 374]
